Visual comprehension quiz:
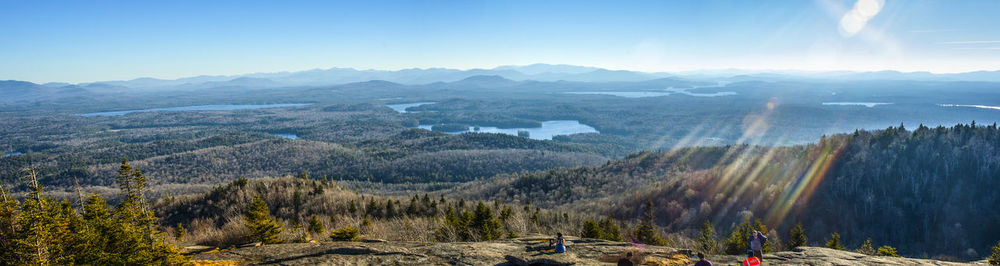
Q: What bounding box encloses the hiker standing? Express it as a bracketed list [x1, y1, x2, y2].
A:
[748, 230, 768, 261]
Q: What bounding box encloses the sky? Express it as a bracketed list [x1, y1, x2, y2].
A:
[1, 0, 999, 83]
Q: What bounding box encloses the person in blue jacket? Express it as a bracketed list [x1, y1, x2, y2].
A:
[554, 232, 566, 253]
[748, 230, 768, 261]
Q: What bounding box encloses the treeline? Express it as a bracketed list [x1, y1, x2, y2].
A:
[453, 123, 1000, 260]
[153, 177, 588, 247]
[0, 159, 185, 264]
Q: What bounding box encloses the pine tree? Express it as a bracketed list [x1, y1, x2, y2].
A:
[787, 223, 807, 249]
[698, 220, 717, 253]
[989, 240, 1000, 265]
[722, 218, 771, 254]
[108, 159, 186, 265]
[308, 214, 324, 235]
[348, 200, 358, 215]
[856, 237, 875, 255]
[825, 232, 845, 250]
[580, 219, 603, 239]
[385, 199, 396, 218]
[0, 184, 20, 263]
[174, 223, 186, 242]
[471, 202, 503, 241]
[366, 198, 379, 217]
[599, 215, 622, 241]
[633, 200, 666, 246]
[246, 194, 283, 244]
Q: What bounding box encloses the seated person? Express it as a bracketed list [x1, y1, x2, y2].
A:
[552, 233, 566, 253]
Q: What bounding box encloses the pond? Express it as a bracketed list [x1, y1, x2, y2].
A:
[76, 103, 314, 117]
[387, 102, 437, 113]
[822, 102, 892, 107]
[416, 120, 598, 140]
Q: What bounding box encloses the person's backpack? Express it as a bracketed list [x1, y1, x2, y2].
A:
[742, 256, 761, 266]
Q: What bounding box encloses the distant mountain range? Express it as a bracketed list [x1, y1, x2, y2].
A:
[4, 64, 1000, 102]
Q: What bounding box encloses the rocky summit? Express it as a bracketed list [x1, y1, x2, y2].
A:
[187, 236, 989, 265]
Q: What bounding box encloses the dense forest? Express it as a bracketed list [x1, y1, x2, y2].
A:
[452, 123, 1000, 260]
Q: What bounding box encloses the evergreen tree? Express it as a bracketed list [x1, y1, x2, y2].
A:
[109, 159, 186, 265]
[989, 240, 1000, 265]
[825, 232, 845, 250]
[174, 223, 186, 242]
[633, 200, 666, 246]
[471, 202, 503, 241]
[0, 185, 19, 263]
[308, 214, 324, 235]
[348, 200, 358, 215]
[366, 198, 379, 217]
[722, 218, 769, 254]
[599, 215, 622, 241]
[407, 196, 419, 216]
[580, 219, 603, 239]
[876, 245, 900, 257]
[385, 199, 396, 218]
[14, 175, 56, 265]
[698, 220, 717, 253]
[856, 237, 875, 255]
[787, 223, 807, 249]
[245, 194, 283, 244]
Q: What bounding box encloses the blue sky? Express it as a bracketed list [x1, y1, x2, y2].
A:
[1, 0, 998, 83]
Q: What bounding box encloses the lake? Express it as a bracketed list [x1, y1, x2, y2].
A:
[939, 104, 1000, 111]
[77, 103, 313, 117]
[387, 102, 437, 113]
[566, 87, 736, 98]
[271, 133, 299, 139]
[822, 102, 892, 107]
[4, 152, 22, 157]
[416, 120, 598, 140]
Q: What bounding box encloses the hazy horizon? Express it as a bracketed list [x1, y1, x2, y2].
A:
[3, 0, 999, 83]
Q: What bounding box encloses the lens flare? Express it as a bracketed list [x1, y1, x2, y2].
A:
[764, 139, 847, 226]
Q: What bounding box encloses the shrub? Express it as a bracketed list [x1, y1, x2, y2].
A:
[856, 238, 875, 255]
[876, 245, 900, 257]
[329, 227, 360, 241]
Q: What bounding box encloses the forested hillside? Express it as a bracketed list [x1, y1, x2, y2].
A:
[453, 123, 1000, 260]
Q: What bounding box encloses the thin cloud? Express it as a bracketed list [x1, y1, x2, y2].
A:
[939, 41, 1000, 45]
[950, 47, 1000, 50]
[908, 29, 963, 33]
